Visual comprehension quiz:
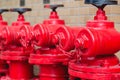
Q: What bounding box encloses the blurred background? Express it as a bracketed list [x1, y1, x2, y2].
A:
[0, 0, 120, 58]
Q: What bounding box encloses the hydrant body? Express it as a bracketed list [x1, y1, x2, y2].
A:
[0, 8, 34, 80]
[69, 0, 120, 80]
[0, 9, 9, 78]
[28, 4, 69, 80]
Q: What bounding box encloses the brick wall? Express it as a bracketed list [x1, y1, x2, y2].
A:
[0, 0, 120, 58]
[0, 0, 120, 27]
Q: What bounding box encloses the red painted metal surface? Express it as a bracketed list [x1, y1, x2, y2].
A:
[28, 25, 82, 80]
[18, 5, 65, 48]
[69, 1, 120, 80]
[29, 26, 81, 80]
[0, 9, 9, 78]
[0, 8, 34, 80]
[15, 4, 82, 80]
[43, 4, 65, 25]
[28, 4, 69, 80]
[0, 1, 119, 80]
[9, 4, 69, 80]
[30, 49, 68, 80]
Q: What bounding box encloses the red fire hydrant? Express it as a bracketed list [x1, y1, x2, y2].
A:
[27, 4, 83, 80]
[17, 4, 85, 80]
[30, 26, 83, 80]
[0, 9, 9, 78]
[17, 4, 81, 80]
[28, 4, 69, 80]
[17, 4, 65, 48]
[6, 4, 68, 80]
[16, 4, 65, 45]
[69, 0, 120, 80]
[0, 8, 34, 80]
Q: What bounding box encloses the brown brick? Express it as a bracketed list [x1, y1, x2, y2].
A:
[64, 0, 84, 8]
[110, 15, 120, 23]
[115, 24, 120, 31]
[69, 8, 80, 16]
[58, 8, 70, 16]
[110, 5, 120, 14]
[79, 7, 89, 15]
[89, 7, 97, 15]
[116, 52, 120, 59]
[0, 0, 120, 32]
